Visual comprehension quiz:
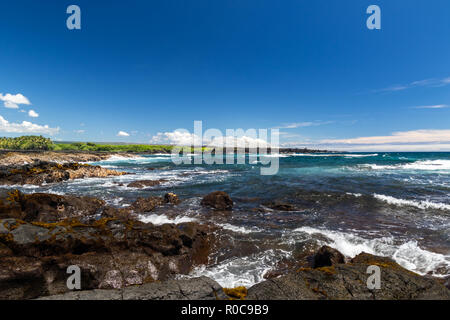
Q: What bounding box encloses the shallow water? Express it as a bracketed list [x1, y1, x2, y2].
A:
[3, 152, 450, 287]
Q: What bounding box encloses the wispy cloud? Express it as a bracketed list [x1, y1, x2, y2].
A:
[411, 104, 448, 109]
[376, 77, 450, 93]
[321, 129, 450, 145]
[281, 129, 450, 151]
[0, 115, 59, 135]
[274, 120, 333, 129]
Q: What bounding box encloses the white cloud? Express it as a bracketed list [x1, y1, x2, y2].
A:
[325, 143, 450, 152]
[280, 129, 450, 151]
[208, 135, 272, 148]
[74, 129, 85, 134]
[4, 101, 20, 109]
[150, 131, 203, 145]
[28, 110, 39, 117]
[412, 104, 448, 109]
[0, 115, 59, 135]
[321, 129, 450, 145]
[117, 131, 130, 137]
[150, 130, 273, 147]
[0, 93, 31, 109]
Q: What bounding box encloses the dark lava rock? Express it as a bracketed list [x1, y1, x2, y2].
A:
[164, 192, 180, 205]
[0, 161, 125, 185]
[37, 276, 227, 300]
[0, 190, 106, 222]
[131, 196, 165, 212]
[127, 179, 167, 188]
[201, 191, 233, 210]
[263, 201, 297, 211]
[312, 245, 345, 268]
[0, 217, 213, 299]
[248, 250, 450, 300]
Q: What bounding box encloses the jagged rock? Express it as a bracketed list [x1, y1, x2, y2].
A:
[263, 201, 296, 211]
[0, 218, 213, 299]
[201, 191, 233, 210]
[127, 179, 166, 188]
[0, 190, 106, 222]
[0, 161, 125, 185]
[248, 250, 450, 300]
[36, 277, 227, 300]
[164, 193, 180, 205]
[131, 196, 165, 212]
[312, 245, 345, 268]
[0, 152, 119, 166]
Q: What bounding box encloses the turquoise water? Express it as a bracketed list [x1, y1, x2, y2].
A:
[6, 152, 450, 287]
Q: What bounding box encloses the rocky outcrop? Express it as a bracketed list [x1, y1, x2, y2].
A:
[201, 191, 233, 210]
[0, 190, 181, 223]
[0, 161, 126, 185]
[165, 192, 180, 205]
[311, 245, 345, 268]
[0, 217, 213, 299]
[36, 276, 227, 300]
[0, 152, 120, 166]
[0, 190, 106, 222]
[263, 201, 297, 211]
[248, 248, 450, 300]
[127, 179, 167, 188]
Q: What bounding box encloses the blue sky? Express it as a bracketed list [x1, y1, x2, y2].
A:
[1, 0, 449, 151]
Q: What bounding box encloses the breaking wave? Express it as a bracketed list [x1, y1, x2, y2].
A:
[138, 214, 197, 225]
[294, 226, 450, 277]
[374, 194, 450, 211]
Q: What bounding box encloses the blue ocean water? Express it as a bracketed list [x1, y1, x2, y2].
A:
[7, 152, 450, 287]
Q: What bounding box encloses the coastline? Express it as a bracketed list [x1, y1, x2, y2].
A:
[0, 150, 448, 300]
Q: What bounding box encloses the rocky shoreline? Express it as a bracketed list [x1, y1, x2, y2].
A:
[0, 188, 448, 300]
[0, 151, 448, 300]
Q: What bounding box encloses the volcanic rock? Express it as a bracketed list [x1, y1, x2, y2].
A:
[201, 191, 233, 210]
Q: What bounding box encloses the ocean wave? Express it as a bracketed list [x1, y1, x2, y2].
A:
[218, 223, 263, 234]
[94, 155, 171, 165]
[103, 155, 147, 162]
[373, 194, 450, 211]
[358, 159, 450, 171]
[292, 153, 378, 158]
[294, 226, 450, 277]
[138, 214, 197, 225]
[182, 249, 290, 288]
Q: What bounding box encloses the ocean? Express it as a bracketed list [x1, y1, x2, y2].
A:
[8, 152, 450, 287]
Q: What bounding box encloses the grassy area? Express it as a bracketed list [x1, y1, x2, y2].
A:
[52, 142, 174, 153]
[0, 136, 175, 153]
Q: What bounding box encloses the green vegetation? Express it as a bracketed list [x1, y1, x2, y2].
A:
[0, 136, 53, 150]
[0, 135, 174, 152]
[51, 142, 174, 153]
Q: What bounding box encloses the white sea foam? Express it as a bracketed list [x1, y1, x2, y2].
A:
[359, 159, 450, 172]
[346, 192, 362, 197]
[103, 155, 146, 162]
[294, 226, 450, 277]
[292, 153, 378, 158]
[183, 249, 290, 288]
[218, 223, 263, 234]
[374, 194, 450, 211]
[138, 214, 197, 225]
